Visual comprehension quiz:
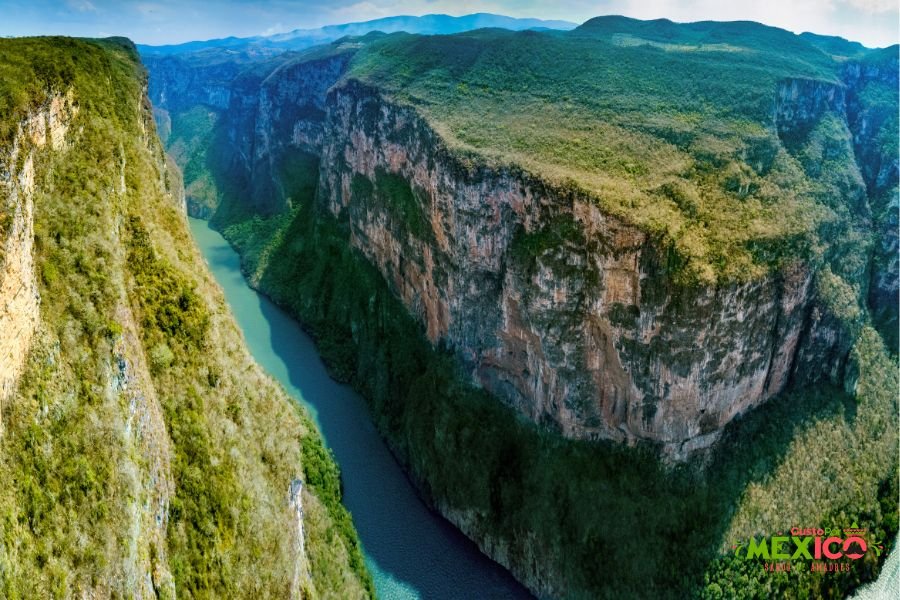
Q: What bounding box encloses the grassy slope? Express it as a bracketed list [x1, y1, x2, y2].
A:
[345, 18, 876, 284]
[0, 37, 371, 598]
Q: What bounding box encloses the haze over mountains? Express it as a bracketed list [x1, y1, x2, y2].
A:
[137, 12, 577, 56]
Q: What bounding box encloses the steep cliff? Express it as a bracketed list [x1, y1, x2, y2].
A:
[0, 91, 75, 425]
[149, 26, 898, 459]
[317, 80, 857, 458]
[146, 42, 361, 217]
[843, 48, 900, 350]
[0, 37, 371, 599]
[145, 18, 898, 598]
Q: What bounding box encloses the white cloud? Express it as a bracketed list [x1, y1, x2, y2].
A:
[65, 0, 97, 12]
[261, 22, 285, 36]
[845, 0, 896, 13]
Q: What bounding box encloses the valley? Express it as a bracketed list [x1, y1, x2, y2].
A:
[145, 15, 899, 599]
[0, 8, 896, 600]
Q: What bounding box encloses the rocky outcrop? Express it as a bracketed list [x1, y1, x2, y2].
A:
[249, 52, 352, 210]
[0, 91, 77, 430]
[774, 77, 846, 139]
[317, 80, 847, 458]
[110, 304, 175, 599]
[289, 479, 310, 600]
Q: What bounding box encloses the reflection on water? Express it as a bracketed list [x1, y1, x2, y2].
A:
[189, 217, 531, 600]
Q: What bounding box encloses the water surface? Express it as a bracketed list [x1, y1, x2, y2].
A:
[189, 217, 531, 600]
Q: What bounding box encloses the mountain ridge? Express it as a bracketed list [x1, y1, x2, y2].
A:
[137, 12, 577, 56]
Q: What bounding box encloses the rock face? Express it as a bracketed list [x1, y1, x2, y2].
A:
[250, 52, 352, 209]
[317, 81, 851, 458]
[842, 55, 900, 348]
[0, 91, 76, 428]
[289, 479, 310, 600]
[143, 32, 897, 598]
[146, 50, 353, 216]
[145, 56, 239, 112]
[110, 303, 176, 599]
[147, 46, 899, 458]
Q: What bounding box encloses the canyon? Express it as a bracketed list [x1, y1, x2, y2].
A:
[0, 13, 894, 600]
[146, 22, 898, 458]
[143, 17, 899, 597]
[0, 37, 369, 598]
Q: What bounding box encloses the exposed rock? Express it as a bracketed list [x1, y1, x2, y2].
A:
[144, 33, 897, 600]
[289, 479, 310, 600]
[110, 304, 175, 600]
[842, 55, 900, 348]
[317, 81, 847, 458]
[145, 43, 897, 462]
[0, 91, 77, 432]
[145, 56, 238, 112]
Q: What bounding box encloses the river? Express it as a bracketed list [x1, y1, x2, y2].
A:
[188, 217, 531, 600]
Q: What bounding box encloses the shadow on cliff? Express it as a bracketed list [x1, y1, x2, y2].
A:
[255, 296, 534, 599]
[238, 197, 875, 598]
[195, 131, 881, 598]
[195, 217, 531, 597]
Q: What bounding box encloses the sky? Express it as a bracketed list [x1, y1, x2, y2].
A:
[0, 0, 897, 47]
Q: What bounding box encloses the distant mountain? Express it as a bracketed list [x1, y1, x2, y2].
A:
[137, 13, 577, 56]
[799, 31, 870, 57]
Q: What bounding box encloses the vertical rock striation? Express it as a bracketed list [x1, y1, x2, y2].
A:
[145, 40, 897, 460]
[0, 91, 76, 429]
[315, 81, 850, 458]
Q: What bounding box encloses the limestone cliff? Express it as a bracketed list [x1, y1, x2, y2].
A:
[143, 24, 898, 599]
[0, 91, 76, 429]
[315, 80, 859, 458]
[146, 38, 897, 459]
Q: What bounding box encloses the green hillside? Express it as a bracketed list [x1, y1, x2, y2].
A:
[347, 17, 891, 284]
[0, 37, 371, 599]
[141, 17, 898, 598]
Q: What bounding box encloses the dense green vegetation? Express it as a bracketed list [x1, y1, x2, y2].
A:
[163, 106, 221, 215]
[345, 18, 890, 284]
[0, 36, 371, 598]
[219, 174, 896, 598]
[153, 17, 897, 598]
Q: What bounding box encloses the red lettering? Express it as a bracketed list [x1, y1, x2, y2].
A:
[823, 537, 843, 559]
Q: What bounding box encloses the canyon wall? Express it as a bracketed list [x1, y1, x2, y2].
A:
[844, 55, 900, 349]
[316, 81, 850, 458]
[142, 34, 897, 598]
[0, 91, 76, 427]
[145, 47, 899, 459]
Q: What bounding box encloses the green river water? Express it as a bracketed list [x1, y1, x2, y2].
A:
[188, 217, 532, 600]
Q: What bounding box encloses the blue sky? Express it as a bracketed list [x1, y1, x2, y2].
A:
[0, 0, 897, 47]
